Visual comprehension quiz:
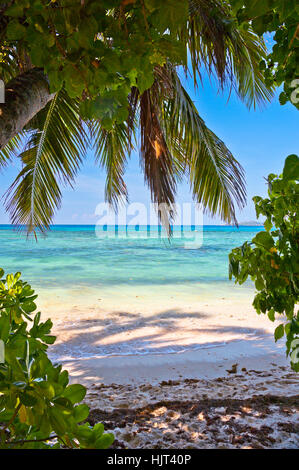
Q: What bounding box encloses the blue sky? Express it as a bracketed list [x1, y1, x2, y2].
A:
[0, 71, 298, 226]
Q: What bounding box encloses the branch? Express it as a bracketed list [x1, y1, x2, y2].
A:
[5, 434, 59, 446]
[289, 23, 299, 49]
[0, 68, 55, 150]
[0, 402, 22, 442]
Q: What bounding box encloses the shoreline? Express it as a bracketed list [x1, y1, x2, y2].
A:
[37, 290, 299, 448]
[41, 289, 289, 385]
[81, 341, 298, 449]
[55, 335, 289, 387]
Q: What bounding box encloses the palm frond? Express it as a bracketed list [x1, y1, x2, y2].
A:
[93, 120, 133, 207]
[186, 0, 274, 108]
[5, 89, 87, 234]
[159, 66, 246, 225]
[140, 88, 178, 229]
[231, 27, 273, 108]
[0, 133, 25, 169]
[127, 86, 140, 145]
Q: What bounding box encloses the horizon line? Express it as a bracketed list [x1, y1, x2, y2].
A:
[0, 223, 263, 227]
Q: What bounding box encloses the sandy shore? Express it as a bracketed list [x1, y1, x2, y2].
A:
[35, 290, 299, 448]
[54, 333, 299, 449]
[86, 365, 299, 449]
[39, 287, 285, 364]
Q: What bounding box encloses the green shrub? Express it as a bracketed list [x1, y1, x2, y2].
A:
[229, 155, 299, 370]
[0, 269, 114, 448]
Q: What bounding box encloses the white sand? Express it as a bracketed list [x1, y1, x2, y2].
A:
[36, 290, 299, 448]
[36, 289, 290, 385]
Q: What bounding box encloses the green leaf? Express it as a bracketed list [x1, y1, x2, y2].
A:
[62, 384, 86, 404]
[93, 422, 104, 437]
[255, 278, 264, 291]
[20, 392, 37, 406]
[5, 5, 25, 17]
[38, 381, 56, 399]
[246, 0, 271, 18]
[252, 231, 274, 250]
[0, 315, 10, 341]
[49, 407, 67, 435]
[73, 404, 90, 423]
[279, 91, 288, 105]
[95, 433, 114, 449]
[58, 370, 69, 388]
[42, 335, 56, 344]
[22, 301, 37, 313]
[283, 154, 299, 181]
[30, 44, 46, 67]
[75, 424, 93, 440]
[6, 21, 26, 40]
[268, 309, 275, 322]
[137, 70, 155, 94]
[274, 324, 285, 342]
[264, 218, 272, 232]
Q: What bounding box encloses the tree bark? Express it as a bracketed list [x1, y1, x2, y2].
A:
[0, 68, 55, 150]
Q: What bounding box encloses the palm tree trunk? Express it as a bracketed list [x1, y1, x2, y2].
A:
[0, 68, 55, 150]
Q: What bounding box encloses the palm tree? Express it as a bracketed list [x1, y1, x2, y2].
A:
[0, 0, 273, 235]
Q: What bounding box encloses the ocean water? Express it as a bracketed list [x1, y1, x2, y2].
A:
[0, 225, 267, 357]
[0, 225, 260, 300]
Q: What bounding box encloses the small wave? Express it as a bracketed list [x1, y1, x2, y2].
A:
[49, 340, 235, 362]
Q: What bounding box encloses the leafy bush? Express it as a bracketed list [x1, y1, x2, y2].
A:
[0, 269, 114, 448]
[229, 155, 299, 370]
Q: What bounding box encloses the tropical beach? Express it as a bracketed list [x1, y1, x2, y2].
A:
[32, 271, 299, 449]
[47, 288, 299, 449]
[1, 224, 298, 449]
[0, 225, 281, 363]
[0, 0, 298, 455]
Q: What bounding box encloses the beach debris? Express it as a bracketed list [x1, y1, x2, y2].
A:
[85, 363, 299, 450]
[226, 363, 238, 374]
[214, 407, 227, 414]
[160, 380, 180, 387]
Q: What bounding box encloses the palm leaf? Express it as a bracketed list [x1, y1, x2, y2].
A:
[139, 88, 178, 231]
[93, 120, 134, 207]
[158, 66, 246, 225]
[231, 27, 273, 108]
[0, 133, 25, 169]
[5, 89, 87, 234]
[186, 0, 274, 108]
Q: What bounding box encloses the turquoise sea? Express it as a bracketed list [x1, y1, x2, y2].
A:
[0, 225, 260, 300]
[0, 225, 268, 357]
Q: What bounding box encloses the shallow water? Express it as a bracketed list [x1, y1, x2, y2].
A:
[0, 225, 260, 287]
[0, 225, 269, 358]
[0, 224, 260, 299]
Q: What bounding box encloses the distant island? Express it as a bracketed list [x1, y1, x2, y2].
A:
[241, 220, 264, 226]
[226, 220, 264, 226]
